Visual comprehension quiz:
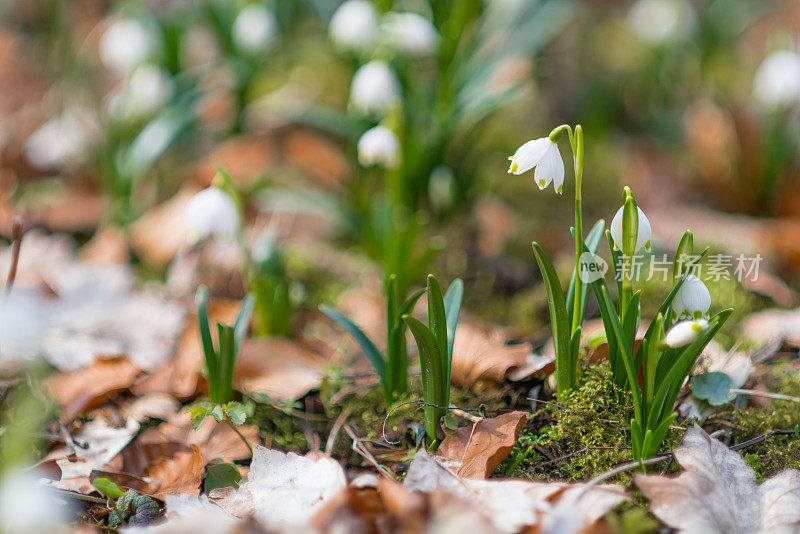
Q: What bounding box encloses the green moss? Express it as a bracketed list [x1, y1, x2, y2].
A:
[725, 371, 800, 481]
[499, 364, 682, 484]
[251, 401, 312, 452]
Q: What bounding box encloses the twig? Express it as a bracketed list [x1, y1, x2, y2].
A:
[381, 400, 484, 445]
[582, 454, 673, 488]
[530, 446, 631, 471]
[731, 429, 799, 451]
[730, 389, 800, 404]
[344, 425, 394, 479]
[55, 488, 106, 504]
[325, 408, 350, 456]
[6, 218, 22, 290]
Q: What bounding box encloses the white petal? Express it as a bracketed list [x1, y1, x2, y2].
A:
[508, 138, 549, 175]
[665, 319, 708, 348]
[533, 142, 562, 190]
[676, 274, 711, 319]
[184, 188, 240, 243]
[329, 0, 379, 54]
[610, 205, 650, 252]
[549, 143, 566, 194]
[357, 126, 400, 168]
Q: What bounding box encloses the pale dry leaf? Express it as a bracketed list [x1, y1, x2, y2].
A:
[234, 337, 326, 402]
[404, 450, 626, 533]
[451, 320, 536, 389]
[129, 187, 198, 268]
[122, 494, 242, 534]
[743, 308, 800, 348]
[636, 425, 800, 534]
[437, 411, 528, 478]
[209, 443, 346, 531]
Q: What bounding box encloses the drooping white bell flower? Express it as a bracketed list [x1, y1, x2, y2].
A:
[329, 0, 379, 54]
[752, 50, 800, 109]
[626, 0, 696, 46]
[184, 187, 240, 243]
[507, 138, 565, 194]
[357, 126, 400, 168]
[111, 64, 175, 119]
[99, 18, 155, 74]
[664, 318, 709, 348]
[24, 110, 94, 171]
[380, 12, 439, 55]
[348, 60, 401, 117]
[610, 205, 652, 253]
[0, 291, 47, 363]
[672, 274, 711, 320]
[232, 4, 278, 54]
[0, 469, 70, 533]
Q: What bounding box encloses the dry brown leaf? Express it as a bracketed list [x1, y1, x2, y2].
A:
[234, 337, 327, 402]
[743, 307, 800, 348]
[45, 357, 141, 420]
[282, 130, 347, 189]
[78, 226, 129, 265]
[191, 135, 277, 187]
[133, 298, 240, 399]
[404, 450, 627, 534]
[451, 320, 537, 388]
[129, 187, 198, 268]
[209, 443, 346, 531]
[146, 445, 205, 500]
[636, 425, 800, 534]
[437, 411, 528, 478]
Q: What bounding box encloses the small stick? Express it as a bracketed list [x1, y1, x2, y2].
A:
[344, 425, 394, 479]
[325, 408, 350, 456]
[731, 429, 799, 451]
[6, 218, 23, 290]
[531, 446, 630, 470]
[730, 388, 800, 404]
[582, 454, 673, 488]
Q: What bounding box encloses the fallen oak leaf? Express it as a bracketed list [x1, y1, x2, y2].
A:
[146, 445, 205, 500]
[437, 411, 528, 478]
[636, 425, 800, 534]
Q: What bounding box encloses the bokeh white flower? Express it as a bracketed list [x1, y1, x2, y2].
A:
[24, 110, 95, 171]
[112, 64, 175, 118]
[672, 274, 711, 319]
[348, 60, 401, 117]
[381, 12, 439, 55]
[232, 4, 278, 54]
[0, 469, 70, 533]
[0, 291, 47, 364]
[185, 187, 240, 243]
[329, 0, 379, 54]
[665, 318, 709, 348]
[357, 126, 400, 168]
[627, 0, 696, 46]
[507, 138, 565, 193]
[752, 50, 800, 109]
[610, 205, 652, 253]
[99, 18, 155, 74]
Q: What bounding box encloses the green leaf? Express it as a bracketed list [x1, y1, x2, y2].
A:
[320, 305, 386, 385]
[673, 230, 694, 281]
[234, 295, 255, 349]
[692, 372, 734, 406]
[196, 287, 218, 389]
[224, 402, 248, 426]
[426, 275, 449, 387]
[443, 278, 464, 384]
[204, 462, 242, 493]
[645, 413, 677, 459]
[622, 195, 638, 257]
[403, 315, 445, 450]
[216, 324, 236, 404]
[93, 478, 126, 500]
[531, 242, 571, 396]
[211, 404, 225, 422]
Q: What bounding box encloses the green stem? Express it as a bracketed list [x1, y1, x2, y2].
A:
[571, 126, 584, 334]
[225, 418, 253, 457]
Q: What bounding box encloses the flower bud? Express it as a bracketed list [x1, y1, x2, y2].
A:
[665, 318, 708, 347]
[357, 126, 400, 168]
[99, 18, 155, 74]
[610, 204, 652, 254]
[184, 187, 240, 243]
[752, 50, 800, 109]
[672, 274, 711, 320]
[348, 60, 401, 118]
[380, 12, 439, 55]
[232, 4, 278, 54]
[329, 0, 379, 54]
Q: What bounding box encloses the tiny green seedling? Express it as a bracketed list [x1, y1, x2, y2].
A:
[403, 275, 464, 452]
[321, 274, 426, 404]
[188, 286, 255, 455]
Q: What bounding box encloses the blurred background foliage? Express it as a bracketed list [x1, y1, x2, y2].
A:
[1, 0, 799, 320]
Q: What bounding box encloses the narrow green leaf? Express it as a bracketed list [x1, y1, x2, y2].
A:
[233, 294, 255, 348]
[443, 278, 464, 385]
[320, 305, 386, 385]
[566, 219, 605, 328]
[426, 275, 449, 387]
[196, 287, 218, 391]
[404, 315, 445, 449]
[531, 242, 571, 396]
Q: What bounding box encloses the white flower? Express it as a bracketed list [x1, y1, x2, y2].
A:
[610, 205, 652, 253]
[0, 291, 47, 364]
[184, 187, 240, 243]
[24, 110, 94, 171]
[507, 138, 565, 193]
[348, 60, 401, 117]
[329, 0, 379, 54]
[0, 470, 70, 533]
[381, 12, 439, 55]
[752, 50, 800, 109]
[232, 4, 278, 54]
[357, 126, 400, 168]
[112, 64, 174, 118]
[627, 0, 696, 46]
[99, 18, 155, 74]
[665, 318, 709, 348]
[672, 274, 711, 320]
